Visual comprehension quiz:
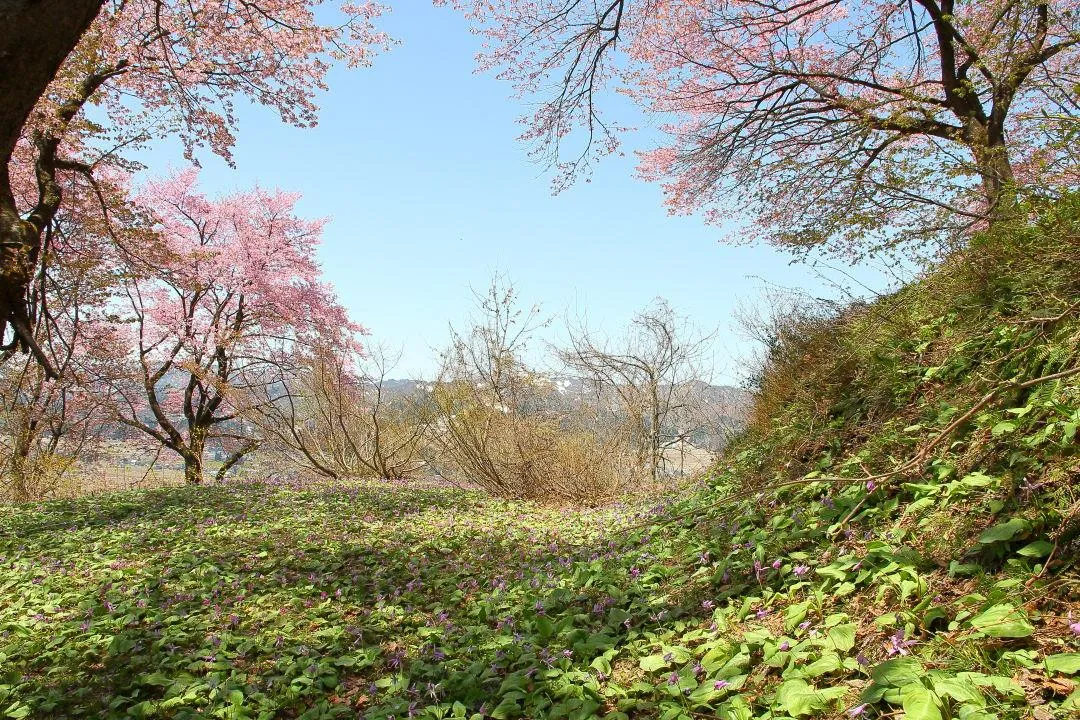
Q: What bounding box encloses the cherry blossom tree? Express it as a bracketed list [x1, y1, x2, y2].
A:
[1, 0, 390, 376]
[441, 0, 1080, 259]
[110, 170, 361, 485]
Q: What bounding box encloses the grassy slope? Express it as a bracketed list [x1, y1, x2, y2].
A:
[2, 200, 1080, 720]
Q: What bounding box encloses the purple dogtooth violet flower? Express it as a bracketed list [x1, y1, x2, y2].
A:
[886, 628, 917, 656]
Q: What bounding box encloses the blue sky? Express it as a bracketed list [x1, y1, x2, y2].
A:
[137, 3, 895, 383]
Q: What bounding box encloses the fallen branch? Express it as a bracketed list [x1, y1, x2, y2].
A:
[1020, 299, 1080, 326]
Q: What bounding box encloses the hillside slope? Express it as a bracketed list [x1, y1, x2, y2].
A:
[1, 199, 1079, 720]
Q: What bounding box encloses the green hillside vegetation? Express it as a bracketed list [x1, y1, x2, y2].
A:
[2, 198, 1079, 719]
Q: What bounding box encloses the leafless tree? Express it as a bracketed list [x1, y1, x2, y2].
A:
[561, 298, 718, 483]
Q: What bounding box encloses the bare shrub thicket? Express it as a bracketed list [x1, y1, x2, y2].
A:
[0, 364, 103, 501]
[736, 289, 851, 437]
[246, 346, 430, 481]
[428, 281, 637, 503]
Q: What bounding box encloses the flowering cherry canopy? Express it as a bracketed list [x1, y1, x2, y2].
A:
[441, 0, 1080, 258]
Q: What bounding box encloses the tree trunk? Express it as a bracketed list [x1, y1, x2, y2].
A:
[183, 454, 204, 485]
[0, 0, 103, 164]
[183, 429, 207, 485]
[8, 422, 42, 502]
[214, 442, 257, 483]
[0, 1, 103, 373]
[970, 128, 1017, 224]
[649, 380, 661, 484]
[9, 442, 33, 503]
[0, 208, 52, 370]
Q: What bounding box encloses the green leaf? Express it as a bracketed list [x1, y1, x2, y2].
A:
[977, 518, 1029, 544]
[958, 472, 994, 487]
[639, 654, 669, 672]
[1016, 540, 1054, 558]
[929, 675, 984, 705]
[662, 645, 691, 663]
[922, 606, 949, 628]
[960, 673, 1025, 700]
[785, 601, 810, 630]
[870, 658, 923, 688]
[802, 652, 843, 678]
[968, 603, 1034, 638]
[722, 695, 753, 720]
[775, 679, 845, 717]
[489, 698, 521, 720]
[948, 560, 980, 576]
[900, 684, 942, 720]
[991, 421, 1017, 436]
[535, 617, 555, 639]
[1046, 653, 1080, 675]
[999, 649, 1038, 668]
[826, 624, 857, 652]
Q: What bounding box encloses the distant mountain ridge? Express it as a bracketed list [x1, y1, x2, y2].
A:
[381, 377, 751, 451]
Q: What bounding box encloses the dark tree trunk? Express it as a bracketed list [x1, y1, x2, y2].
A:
[0, 207, 49, 366]
[9, 430, 35, 502]
[0, 0, 103, 165]
[0, 1, 103, 373]
[967, 119, 1017, 224]
[183, 454, 204, 485]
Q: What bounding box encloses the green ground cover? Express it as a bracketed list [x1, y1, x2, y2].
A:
[1, 467, 1077, 719]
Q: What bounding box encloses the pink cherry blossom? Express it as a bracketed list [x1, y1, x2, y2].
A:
[3, 1, 390, 376]
[110, 170, 364, 484]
